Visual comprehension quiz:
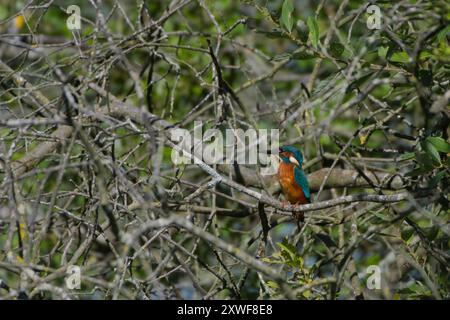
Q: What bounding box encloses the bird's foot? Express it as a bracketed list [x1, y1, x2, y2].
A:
[279, 202, 304, 227]
[293, 206, 304, 230]
[293, 211, 304, 222]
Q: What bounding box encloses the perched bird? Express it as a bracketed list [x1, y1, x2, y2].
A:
[277, 145, 311, 219]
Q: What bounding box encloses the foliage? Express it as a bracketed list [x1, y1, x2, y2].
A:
[0, 0, 448, 300]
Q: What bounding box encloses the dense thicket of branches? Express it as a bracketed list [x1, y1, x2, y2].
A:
[0, 0, 448, 300]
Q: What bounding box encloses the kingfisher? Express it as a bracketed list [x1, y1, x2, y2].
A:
[277, 146, 311, 219]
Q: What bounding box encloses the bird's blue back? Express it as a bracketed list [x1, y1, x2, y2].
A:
[294, 166, 310, 201]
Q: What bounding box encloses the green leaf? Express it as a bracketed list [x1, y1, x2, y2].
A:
[346, 72, 373, 92]
[422, 141, 441, 164]
[330, 42, 344, 57]
[302, 290, 311, 298]
[390, 51, 410, 63]
[401, 227, 414, 242]
[419, 51, 432, 60]
[399, 152, 415, 161]
[425, 226, 439, 241]
[291, 50, 316, 60]
[277, 240, 296, 260]
[307, 17, 319, 49]
[281, 0, 294, 33]
[429, 170, 446, 188]
[373, 212, 390, 223]
[378, 46, 388, 59]
[271, 53, 292, 61]
[437, 25, 450, 43]
[405, 166, 428, 177]
[426, 137, 450, 153]
[255, 28, 290, 39]
[294, 256, 304, 269]
[261, 257, 275, 263]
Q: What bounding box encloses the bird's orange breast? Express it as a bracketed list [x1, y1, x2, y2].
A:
[278, 162, 308, 205]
